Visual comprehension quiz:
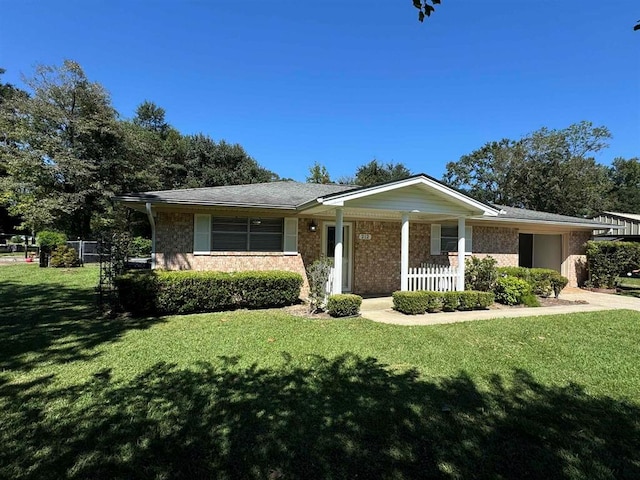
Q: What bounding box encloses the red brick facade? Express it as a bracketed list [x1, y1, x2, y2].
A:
[154, 211, 591, 298]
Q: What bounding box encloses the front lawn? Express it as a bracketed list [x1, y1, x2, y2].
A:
[1, 264, 639, 479]
[618, 276, 640, 298]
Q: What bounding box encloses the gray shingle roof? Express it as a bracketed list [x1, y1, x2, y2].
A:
[115, 180, 606, 227]
[493, 205, 604, 226]
[115, 181, 355, 209]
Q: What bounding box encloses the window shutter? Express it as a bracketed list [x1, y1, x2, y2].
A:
[193, 214, 211, 254]
[283, 217, 298, 254]
[430, 224, 441, 255]
[465, 226, 473, 254]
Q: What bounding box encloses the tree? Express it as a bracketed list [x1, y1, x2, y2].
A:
[609, 157, 640, 213]
[0, 60, 131, 237]
[182, 134, 277, 188]
[353, 159, 412, 186]
[306, 162, 331, 184]
[0, 68, 28, 234]
[443, 121, 614, 217]
[133, 100, 169, 135]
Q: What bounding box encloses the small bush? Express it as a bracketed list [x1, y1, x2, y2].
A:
[49, 245, 81, 268]
[494, 277, 531, 306]
[442, 291, 461, 311]
[392, 291, 429, 315]
[549, 272, 569, 298]
[37, 230, 67, 248]
[476, 292, 495, 309]
[497, 266, 568, 298]
[129, 237, 152, 257]
[327, 294, 362, 317]
[457, 291, 479, 311]
[465, 256, 498, 291]
[115, 270, 303, 315]
[424, 291, 444, 313]
[521, 292, 541, 307]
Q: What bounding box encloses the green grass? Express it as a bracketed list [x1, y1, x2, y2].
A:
[1, 264, 640, 479]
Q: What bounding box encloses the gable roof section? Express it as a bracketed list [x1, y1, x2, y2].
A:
[304, 174, 500, 217]
[597, 211, 640, 222]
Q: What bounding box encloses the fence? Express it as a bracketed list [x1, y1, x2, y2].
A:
[66, 241, 100, 264]
[407, 264, 459, 292]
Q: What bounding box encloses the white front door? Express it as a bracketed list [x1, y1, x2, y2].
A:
[323, 222, 353, 292]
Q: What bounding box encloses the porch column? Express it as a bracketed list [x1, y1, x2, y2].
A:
[401, 212, 409, 291]
[457, 216, 466, 291]
[333, 207, 344, 294]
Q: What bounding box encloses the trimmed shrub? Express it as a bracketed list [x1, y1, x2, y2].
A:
[586, 241, 640, 288]
[457, 291, 479, 311]
[327, 294, 362, 317]
[49, 245, 81, 268]
[393, 290, 495, 314]
[424, 291, 444, 313]
[442, 291, 461, 311]
[115, 270, 303, 315]
[549, 272, 568, 298]
[476, 292, 495, 309]
[494, 276, 531, 306]
[465, 256, 498, 291]
[235, 271, 302, 308]
[392, 291, 429, 315]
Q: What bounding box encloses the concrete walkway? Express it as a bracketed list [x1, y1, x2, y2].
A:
[360, 290, 640, 326]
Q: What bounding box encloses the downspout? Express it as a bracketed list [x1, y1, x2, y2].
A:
[145, 202, 156, 269]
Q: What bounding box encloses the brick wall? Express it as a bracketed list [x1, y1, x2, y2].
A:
[155, 211, 310, 297]
[565, 230, 591, 287]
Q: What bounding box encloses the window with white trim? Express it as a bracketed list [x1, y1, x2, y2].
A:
[430, 224, 473, 255]
[193, 214, 298, 253]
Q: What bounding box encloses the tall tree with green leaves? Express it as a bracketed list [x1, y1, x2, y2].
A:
[182, 134, 277, 188]
[609, 157, 640, 213]
[443, 121, 613, 216]
[353, 159, 412, 186]
[0, 60, 128, 237]
[306, 162, 332, 184]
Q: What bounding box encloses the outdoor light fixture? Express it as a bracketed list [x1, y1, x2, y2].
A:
[308, 220, 318, 232]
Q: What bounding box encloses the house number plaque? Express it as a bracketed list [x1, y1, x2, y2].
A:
[358, 234, 372, 240]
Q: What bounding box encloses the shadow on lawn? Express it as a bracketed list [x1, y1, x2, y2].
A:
[0, 280, 163, 372]
[1, 354, 638, 480]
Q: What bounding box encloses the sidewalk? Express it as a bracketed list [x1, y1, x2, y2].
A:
[360, 290, 640, 326]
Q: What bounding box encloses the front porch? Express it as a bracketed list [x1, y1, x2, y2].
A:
[298, 176, 501, 295]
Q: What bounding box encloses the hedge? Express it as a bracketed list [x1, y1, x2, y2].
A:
[392, 290, 495, 315]
[115, 270, 303, 315]
[586, 241, 640, 288]
[327, 294, 362, 317]
[496, 266, 568, 298]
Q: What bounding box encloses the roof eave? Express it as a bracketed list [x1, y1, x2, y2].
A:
[475, 216, 613, 229]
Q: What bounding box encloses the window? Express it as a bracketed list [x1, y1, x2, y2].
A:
[430, 224, 473, 255]
[193, 214, 298, 254]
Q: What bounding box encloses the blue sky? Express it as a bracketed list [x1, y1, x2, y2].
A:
[1, 1, 638, 182]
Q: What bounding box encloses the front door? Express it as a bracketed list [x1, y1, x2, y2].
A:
[323, 223, 353, 292]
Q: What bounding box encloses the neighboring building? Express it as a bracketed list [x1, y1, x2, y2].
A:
[115, 175, 608, 297]
[591, 211, 640, 241]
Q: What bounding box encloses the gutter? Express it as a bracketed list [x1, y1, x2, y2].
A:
[146, 202, 156, 269]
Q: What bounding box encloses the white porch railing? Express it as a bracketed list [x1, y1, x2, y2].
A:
[407, 264, 459, 292]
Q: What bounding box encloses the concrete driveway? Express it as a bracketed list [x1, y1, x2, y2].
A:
[360, 290, 640, 326]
